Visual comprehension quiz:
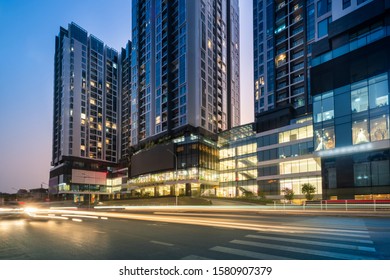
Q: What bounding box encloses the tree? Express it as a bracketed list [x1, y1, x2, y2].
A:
[282, 187, 294, 203]
[301, 183, 316, 201]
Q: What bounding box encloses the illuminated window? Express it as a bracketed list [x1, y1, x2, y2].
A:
[370, 115, 389, 141]
[259, 77, 265, 86]
[313, 91, 334, 122]
[322, 94, 334, 120]
[275, 24, 286, 34]
[351, 87, 368, 113]
[369, 73, 388, 108]
[275, 53, 286, 66]
[279, 159, 320, 175]
[279, 131, 290, 143]
[352, 120, 369, 145]
[278, 125, 312, 144]
[315, 127, 335, 151]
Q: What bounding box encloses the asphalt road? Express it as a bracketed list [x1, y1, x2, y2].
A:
[1, 208, 390, 260]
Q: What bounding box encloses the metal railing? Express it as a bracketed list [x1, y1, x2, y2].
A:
[272, 200, 390, 212]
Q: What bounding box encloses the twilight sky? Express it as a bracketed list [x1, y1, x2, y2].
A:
[0, 0, 253, 193]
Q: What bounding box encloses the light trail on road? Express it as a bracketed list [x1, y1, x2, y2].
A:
[2, 205, 389, 260]
[18, 207, 374, 236]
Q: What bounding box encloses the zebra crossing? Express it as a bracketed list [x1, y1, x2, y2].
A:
[182, 222, 379, 260]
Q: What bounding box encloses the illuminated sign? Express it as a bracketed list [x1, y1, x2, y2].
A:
[316, 143, 374, 157]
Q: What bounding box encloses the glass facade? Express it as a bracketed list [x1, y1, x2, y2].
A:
[314, 72, 390, 198]
[218, 124, 257, 197]
[313, 72, 390, 151]
[312, 21, 387, 66]
[125, 133, 219, 198]
[257, 117, 322, 199]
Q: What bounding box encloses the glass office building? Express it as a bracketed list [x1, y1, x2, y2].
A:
[218, 124, 257, 197]
[124, 131, 219, 198]
[311, 0, 390, 199]
[257, 116, 322, 201]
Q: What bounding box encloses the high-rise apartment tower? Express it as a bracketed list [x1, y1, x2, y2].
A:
[130, 0, 240, 146]
[50, 23, 119, 199]
[253, 0, 332, 120]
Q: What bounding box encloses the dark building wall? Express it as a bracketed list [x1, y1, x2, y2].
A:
[130, 143, 175, 177]
[255, 105, 296, 133]
[311, 38, 390, 95]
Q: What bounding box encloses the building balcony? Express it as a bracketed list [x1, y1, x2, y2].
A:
[276, 1, 286, 11]
[291, 75, 304, 84]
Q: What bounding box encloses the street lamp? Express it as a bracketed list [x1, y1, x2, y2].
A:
[41, 182, 50, 205]
[166, 149, 178, 206]
[81, 173, 91, 209]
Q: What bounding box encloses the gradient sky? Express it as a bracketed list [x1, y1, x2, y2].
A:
[0, 0, 253, 194]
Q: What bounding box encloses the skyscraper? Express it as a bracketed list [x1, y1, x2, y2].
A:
[119, 41, 132, 163]
[252, 0, 327, 199]
[130, 0, 240, 147]
[50, 22, 119, 202]
[252, 0, 389, 201]
[253, 0, 328, 119]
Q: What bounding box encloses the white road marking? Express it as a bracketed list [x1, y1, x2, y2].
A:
[266, 232, 374, 244]
[246, 234, 376, 252]
[181, 255, 213, 260]
[61, 214, 99, 219]
[230, 240, 377, 260]
[150, 240, 174, 247]
[210, 246, 293, 260]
